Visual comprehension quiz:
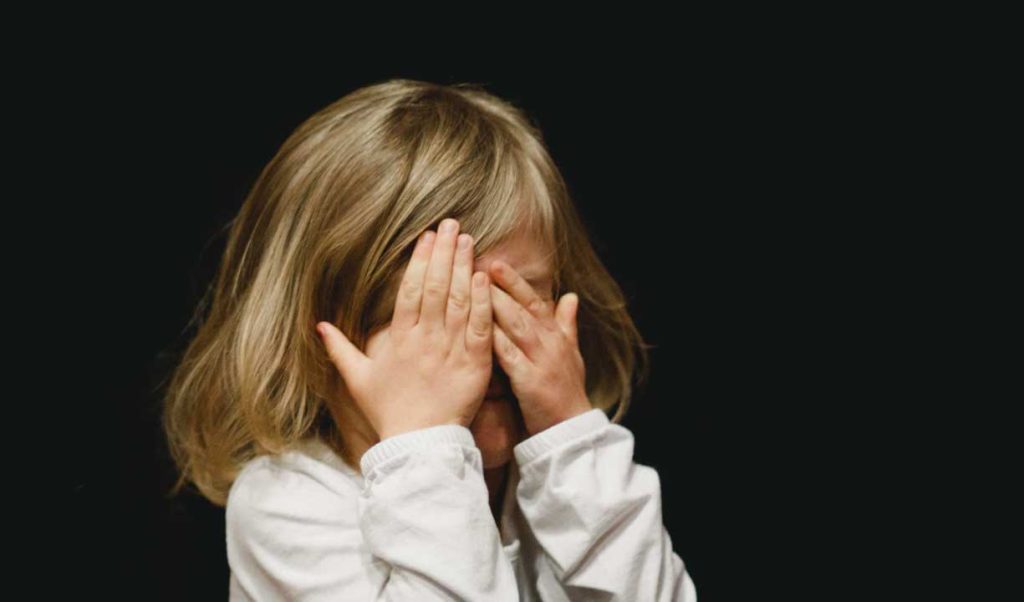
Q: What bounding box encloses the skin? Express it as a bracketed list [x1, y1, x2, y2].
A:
[317, 218, 591, 520]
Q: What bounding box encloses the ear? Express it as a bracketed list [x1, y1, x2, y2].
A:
[555, 292, 579, 345]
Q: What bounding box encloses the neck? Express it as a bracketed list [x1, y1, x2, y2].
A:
[485, 463, 509, 523]
[327, 396, 380, 473]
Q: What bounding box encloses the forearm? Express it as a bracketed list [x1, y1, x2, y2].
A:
[359, 423, 521, 601]
[514, 409, 697, 601]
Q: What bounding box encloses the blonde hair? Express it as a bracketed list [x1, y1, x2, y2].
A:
[160, 78, 653, 506]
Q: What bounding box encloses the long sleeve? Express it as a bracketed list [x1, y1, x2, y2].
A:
[357, 423, 520, 600]
[226, 424, 520, 601]
[512, 408, 698, 601]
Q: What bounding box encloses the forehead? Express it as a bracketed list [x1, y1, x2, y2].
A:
[473, 230, 553, 280]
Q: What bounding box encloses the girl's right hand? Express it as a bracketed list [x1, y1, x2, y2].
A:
[315, 218, 495, 439]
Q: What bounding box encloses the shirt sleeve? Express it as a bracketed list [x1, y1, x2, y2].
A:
[357, 423, 520, 600]
[513, 408, 698, 602]
[226, 424, 520, 601]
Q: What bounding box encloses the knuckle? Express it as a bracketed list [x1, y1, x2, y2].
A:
[501, 337, 519, 358]
[526, 298, 546, 314]
[401, 281, 422, 302]
[448, 290, 469, 312]
[423, 280, 448, 298]
[470, 320, 491, 339]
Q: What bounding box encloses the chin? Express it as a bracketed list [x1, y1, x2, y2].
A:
[470, 397, 524, 469]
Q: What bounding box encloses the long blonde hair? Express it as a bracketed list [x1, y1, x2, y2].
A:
[160, 78, 653, 507]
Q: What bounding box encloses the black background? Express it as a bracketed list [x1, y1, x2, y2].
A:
[52, 50, 928, 601]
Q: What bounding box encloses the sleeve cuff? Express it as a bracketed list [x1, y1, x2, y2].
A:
[513, 408, 610, 467]
[360, 423, 477, 477]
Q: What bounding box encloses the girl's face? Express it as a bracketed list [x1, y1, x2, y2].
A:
[367, 227, 555, 469]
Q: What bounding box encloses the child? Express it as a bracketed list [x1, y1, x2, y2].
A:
[162, 78, 697, 600]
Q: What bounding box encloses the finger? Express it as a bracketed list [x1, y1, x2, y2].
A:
[493, 322, 531, 377]
[316, 321, 369, 396]
[391, 229, 435, 332]
[421, 218, 460, 329]
[465, 270, 493, 355]
[488, 259, 553, 323]
[446, 233, 474, 339]
[555, 292, 579, 345]
[489, 283, 542, 359]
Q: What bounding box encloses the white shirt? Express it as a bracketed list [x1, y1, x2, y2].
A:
[226, 407, 698, 601]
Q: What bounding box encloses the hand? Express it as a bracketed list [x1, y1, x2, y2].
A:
[316, 218, 495, 439]
[487, 260, 591, 437]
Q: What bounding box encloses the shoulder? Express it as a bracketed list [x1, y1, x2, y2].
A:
[225, 441, 381, 599]
[227, 439, 363, 533]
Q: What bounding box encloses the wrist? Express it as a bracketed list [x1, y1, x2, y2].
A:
[379, 418, 467, 440]
[524, 400, 592, 437]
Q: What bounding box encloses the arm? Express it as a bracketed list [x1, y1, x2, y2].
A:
[226, 424, 520, 601]
[513, 408, 698, 602]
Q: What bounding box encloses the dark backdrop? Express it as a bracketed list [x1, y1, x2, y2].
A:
[60, 59, 904, 601]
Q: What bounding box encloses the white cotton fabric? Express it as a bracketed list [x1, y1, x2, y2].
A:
[226, 408, 698, 601]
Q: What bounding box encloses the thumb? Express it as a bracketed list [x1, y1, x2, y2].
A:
[316, 321, 368, 393]
[555, 292, 579, 344]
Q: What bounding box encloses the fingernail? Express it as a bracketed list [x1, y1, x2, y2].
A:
[441, 218, 458, 233]
[458, 234, 471, 250]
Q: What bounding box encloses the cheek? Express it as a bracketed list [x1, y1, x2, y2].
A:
[363, 322, 391, 356]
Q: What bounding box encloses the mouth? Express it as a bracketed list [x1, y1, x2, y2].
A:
[486, 372, 512, 400]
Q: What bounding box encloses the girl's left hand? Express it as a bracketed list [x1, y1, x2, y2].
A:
[488, 259, 592, 437]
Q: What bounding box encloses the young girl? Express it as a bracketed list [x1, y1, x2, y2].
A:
[162, 78, 698, 601]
